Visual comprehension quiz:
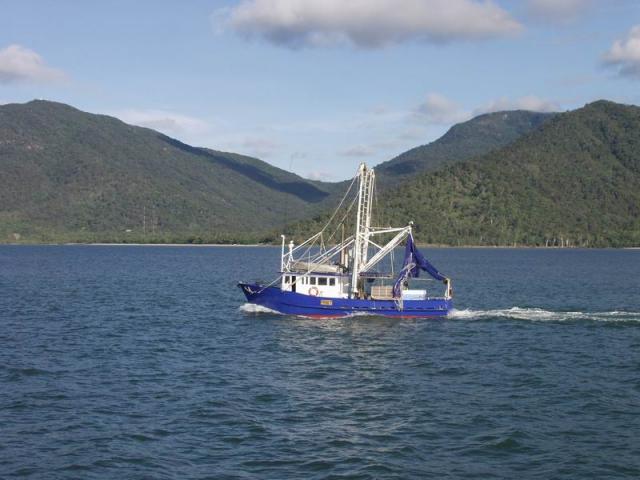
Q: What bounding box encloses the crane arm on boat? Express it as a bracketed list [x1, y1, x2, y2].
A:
[360, 226, 411, 273]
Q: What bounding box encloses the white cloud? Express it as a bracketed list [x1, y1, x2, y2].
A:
[368, 105, 391, 115]
[109, 111, 281, 160]
[603, 25, 640, 78]
[338, 138, 409, 160]
[340, 144, 375, 157]
[397, 128, 425, 141]
[474, 95, 560, 114]
[0, 44, 67, 84]
[114, 109, 211, 137]
[307, 170, 337, 181]
[414, 93, 470, 124]
[526, 0, 592, 23]
[241, 137, 281, 158]
[219, 0, 522, 49]
[412, 93, 560, 127]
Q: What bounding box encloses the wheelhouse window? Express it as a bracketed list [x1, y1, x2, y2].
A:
[309, 277, 316, 285]
[329, 278, 336, 286]
[284, 276, 290, 283]
[318, 277, 328, 286]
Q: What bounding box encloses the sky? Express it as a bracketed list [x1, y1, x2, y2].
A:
[1, 0, 639, 181]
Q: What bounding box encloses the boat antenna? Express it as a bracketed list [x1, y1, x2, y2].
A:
[350, 163, 375, 297]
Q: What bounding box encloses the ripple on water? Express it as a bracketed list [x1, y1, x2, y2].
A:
[1, 246, 640, 479]
[449, 307, 640, 323]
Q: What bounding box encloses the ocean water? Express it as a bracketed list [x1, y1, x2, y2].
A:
[1, 245, 639, 479]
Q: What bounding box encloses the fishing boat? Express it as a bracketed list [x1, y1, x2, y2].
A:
[238, 163, 453, 318]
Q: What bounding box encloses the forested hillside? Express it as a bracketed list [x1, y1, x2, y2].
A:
[2, 99, 637, 246]
[0, 100, 339, 243]
[286, 101, 640, 247]
[380, 100, 640, 247]
[375, 110, 554, 186]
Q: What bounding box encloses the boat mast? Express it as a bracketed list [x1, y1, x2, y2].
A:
[350, 163, 375, 296]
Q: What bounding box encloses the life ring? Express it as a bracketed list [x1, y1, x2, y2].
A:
[308, 287, 319, 296]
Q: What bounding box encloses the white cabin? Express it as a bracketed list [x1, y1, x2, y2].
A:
[281, 271, 430, 301]
[281, 273, 348, 298]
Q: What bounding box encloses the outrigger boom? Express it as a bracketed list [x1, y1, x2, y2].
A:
[239, 163, 453, 318]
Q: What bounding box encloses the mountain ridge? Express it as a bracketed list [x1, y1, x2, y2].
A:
[282, 100, 640, 247]
[378, 100, 640, 247]
[3, 98, 637, 246]
[0, 100, 338, 242]
[375, 109, 555, 184]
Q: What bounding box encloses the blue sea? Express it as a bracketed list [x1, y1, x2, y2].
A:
[1, 245, 639, 479]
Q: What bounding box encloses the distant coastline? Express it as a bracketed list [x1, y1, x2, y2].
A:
[1, 242, 264, 248]
[2, 242, 637, 249]
[87, 243, 269, 247]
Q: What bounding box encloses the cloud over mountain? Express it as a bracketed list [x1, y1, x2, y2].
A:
[114, 109, 211, 137]
[603, 25, 640, 78]
[0, 45, 67, 84]
[411, 93, 559, 129]
[414, 93, 470, 124]
[340, 144, 375, 157]
[475, 95, 560, 114]
[220, 0, 522, 49]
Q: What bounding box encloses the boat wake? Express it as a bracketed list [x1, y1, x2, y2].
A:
[239, 303, 282, 314]
[238, 304, 372, 318]
[239, 304, 640, 322]
[449, 307, 640, 322]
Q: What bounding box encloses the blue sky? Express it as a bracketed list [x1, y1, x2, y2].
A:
[1, 0, 639, 180]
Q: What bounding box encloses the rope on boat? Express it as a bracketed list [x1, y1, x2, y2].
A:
[256, 168, 364, 295]
[258, 165, 392, 296]
[291, 166, 360, 266]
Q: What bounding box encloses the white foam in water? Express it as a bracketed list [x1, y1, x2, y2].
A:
[239, 303, 640, 322]
[449, 307, 640, 322]
[238, 303, 282, 314]
[238, 306, 372, 319]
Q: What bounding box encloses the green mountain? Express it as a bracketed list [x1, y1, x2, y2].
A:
[0, 100, 338, 243]
[284, 101, 640, 247]
[375, 110, 554, 186]
[4, 99, 637, 247]
[378, 100, 640, 247]
[280, 110, 554, 207]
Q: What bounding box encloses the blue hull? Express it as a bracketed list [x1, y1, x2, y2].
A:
[238, 283, 452, 318]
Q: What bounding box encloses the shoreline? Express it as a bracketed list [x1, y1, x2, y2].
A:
[87, 243, 268, 247]
[3, 242, 277, 248]
[1, 242, 638, 249]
